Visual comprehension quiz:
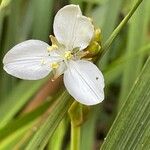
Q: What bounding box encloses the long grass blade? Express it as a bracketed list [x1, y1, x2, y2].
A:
[119, 0, 150, 108]
[0, 78, 48, 128]
[100, 56, 150, 149]
[25, 91, 72, 150]
[98, 0, 144, 61]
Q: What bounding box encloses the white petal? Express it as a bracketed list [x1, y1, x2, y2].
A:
[63, 60, 104, 105]
[3, 40, 52, 80]
[53, 5, 94, 50]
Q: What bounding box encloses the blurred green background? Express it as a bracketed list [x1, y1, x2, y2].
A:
[0, 0, 150, 149]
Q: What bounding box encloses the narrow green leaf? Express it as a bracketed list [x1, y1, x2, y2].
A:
[0, 0, 22, 99]
[0, 78, 48, 128]
[0, 98, 53, 140]
[48, 119, 68, 150]
[93, 0, 123, 68]
[100, 56, 150, 149]
[0, 123, 33, 150]
[25, 91, 72, 150]
[119, 0, 150, 107]
[80, 109, 97, 150]
[31, 0, 54, 41]
[98, 0, 144, 60]
[104, 44, 150, 85]
[101, 0, 123, 42]
[0, 9, 4, 43]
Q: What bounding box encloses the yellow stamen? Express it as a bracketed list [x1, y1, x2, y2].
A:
[64, 51, 73, 60]
[47, 45, 58, 52]
[41, 59, 46, 65]
[53, 45, 58, 49]
[94, 28, 101, 42]
[51, 62, 59, 69]
[49, 35, 59, 45]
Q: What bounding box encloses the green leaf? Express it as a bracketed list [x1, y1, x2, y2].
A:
[100, 0, 123, 42]
[0, 125, 31, 150]
[119, 0, 150, 107]
[48, 119, 68, 150]
[98, 0, 144, 60]
[25, 91, 72, 150]
[100, 56, 150, 149]
[93, 0, 123, 68]
[0, 78, 48, 128]
[0, 0, 22, 99]
[0, 98, 53, 140]
[31, 0, 54, 41]
[80, 109, 97, 150]
[104, 43, 150, 85]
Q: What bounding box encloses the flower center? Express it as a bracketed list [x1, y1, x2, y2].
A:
[64, 51, 73, 60]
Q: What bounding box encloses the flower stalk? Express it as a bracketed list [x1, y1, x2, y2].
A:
[71, 122, 81, 150]
[68, 102, 90, 150]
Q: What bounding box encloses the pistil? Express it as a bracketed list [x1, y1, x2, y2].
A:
[64, 51, 73, 60]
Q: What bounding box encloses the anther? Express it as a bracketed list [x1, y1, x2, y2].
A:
[64, 51, 73, 60]
[51, 62, 59, 69]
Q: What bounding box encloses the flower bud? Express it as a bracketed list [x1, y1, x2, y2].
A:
[85, 41, 101, 56]
[68, 101, 90, 126]
[94, 28, 101, 43]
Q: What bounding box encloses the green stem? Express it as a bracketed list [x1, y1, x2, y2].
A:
[68, 102, 83, 150]
[97, 0, 144, 61]
[71, 123, 81, 150]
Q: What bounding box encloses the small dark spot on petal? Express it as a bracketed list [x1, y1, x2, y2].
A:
[96, 77, 99, 80]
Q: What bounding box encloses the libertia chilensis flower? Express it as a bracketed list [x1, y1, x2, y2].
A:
[3, 5, 104, 105]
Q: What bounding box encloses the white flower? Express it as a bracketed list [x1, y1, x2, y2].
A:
[3, 4, 104, 105]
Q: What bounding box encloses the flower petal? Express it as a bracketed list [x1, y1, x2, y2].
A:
[53, 4, 94, 50]
[63, 60, 104, 105]
[3, 40, 52, 80]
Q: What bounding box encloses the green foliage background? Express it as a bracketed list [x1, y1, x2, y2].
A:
[0, 0, 150, 149]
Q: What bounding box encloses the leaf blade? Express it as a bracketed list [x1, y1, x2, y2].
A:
[0, 78, 48, 128]
[25, 91, 72, 150]
[100, 56, 150, 149]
